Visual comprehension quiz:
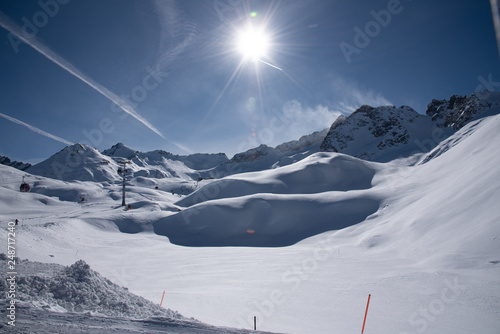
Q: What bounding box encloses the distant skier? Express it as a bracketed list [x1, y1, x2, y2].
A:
[15, 219, 19, 226]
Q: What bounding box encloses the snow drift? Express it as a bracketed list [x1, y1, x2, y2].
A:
[154, 154, 381, 246]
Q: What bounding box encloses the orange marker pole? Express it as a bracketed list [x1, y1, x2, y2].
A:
[160, 290, 165, 306]
[361, 294, 371, 334]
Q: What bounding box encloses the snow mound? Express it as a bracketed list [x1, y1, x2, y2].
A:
[154, 153, 381, 247]
[154, 192, 380, 247]
[0, 256, 182, 320]
[0, 256, 281, 333]
[178, 153, 376, 207]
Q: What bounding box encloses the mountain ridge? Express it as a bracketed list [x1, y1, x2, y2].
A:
[13, 91, 500, 183]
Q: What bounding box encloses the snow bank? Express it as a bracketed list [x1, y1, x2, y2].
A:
[0, 255, 182, 320]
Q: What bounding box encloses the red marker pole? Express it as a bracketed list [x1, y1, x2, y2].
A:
[361, 294, 371, 334]
[160, 290, 165, 306]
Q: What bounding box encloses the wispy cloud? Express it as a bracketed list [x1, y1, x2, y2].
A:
[171, 141, 194, 154]
[153, 0, 197, 70]
[0, 11, 164, 139]
[282, 101, 342, 134]
[0, 112, 74, 146]
[330, 77, 392, 114]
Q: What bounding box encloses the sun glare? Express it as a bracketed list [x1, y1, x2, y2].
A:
[237, 26, 270, 61]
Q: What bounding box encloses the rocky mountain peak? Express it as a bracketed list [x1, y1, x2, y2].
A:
[0, 155, 31, 171]
[425, 92, 500, 130]
[320, 105, 434, 161]
[102, 142, 138, 159]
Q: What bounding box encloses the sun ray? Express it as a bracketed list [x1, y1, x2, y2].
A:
[195, 1, 317, 136]
[196, 58, 247, 131]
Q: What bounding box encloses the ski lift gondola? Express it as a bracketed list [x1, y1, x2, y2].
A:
[117, 168, 128, 175]
[19, 176, 30, 192]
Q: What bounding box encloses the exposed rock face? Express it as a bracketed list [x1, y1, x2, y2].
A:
[425, 92, 500, 130]
[0, 155, 31, 170]
[319, 92, 500, 162]
[320, 105, 434, 161]
[427, 94, 478, 129]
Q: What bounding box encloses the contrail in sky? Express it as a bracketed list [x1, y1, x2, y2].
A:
[258, 59, 283, 71]
[0, 112, 74, 146]
[0, 11, 165, 139]
[491, 0, 500, 59]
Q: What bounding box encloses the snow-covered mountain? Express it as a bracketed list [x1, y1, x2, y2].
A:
[320, 92, 500, 162]
[206, 129, 328, 177]
[24, 143, 227, 185]
[22, 92, 500, 184]
[0, 155, 31, 171]
[25, 144, 121, 182]
[319, 105, 446, 162]
[103, 142, 228, 171]
[101, 142, 139, 158]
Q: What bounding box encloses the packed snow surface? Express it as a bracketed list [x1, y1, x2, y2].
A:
[1, 112, 500, 333]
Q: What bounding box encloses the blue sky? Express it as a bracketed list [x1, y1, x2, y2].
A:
[0, 0, 498, 163]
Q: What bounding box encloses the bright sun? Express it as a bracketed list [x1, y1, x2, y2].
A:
[237, 26, 270, 61]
